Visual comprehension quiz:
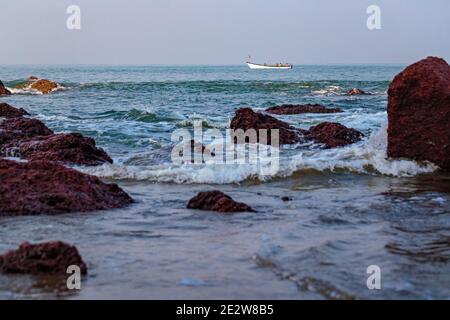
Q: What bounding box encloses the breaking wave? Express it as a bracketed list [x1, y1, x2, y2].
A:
[79, 122, 436, 184]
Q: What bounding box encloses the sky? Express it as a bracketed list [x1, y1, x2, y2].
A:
[1, 0, 449, 65]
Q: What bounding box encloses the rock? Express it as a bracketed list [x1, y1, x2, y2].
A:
[346, 88, 368, 95]
[3, 133, 113, 166]
[230, 108, 306, 145]
[306, 122, 364, 148]
[187, 190, 255, 213]
[13, 78, 59, 94]
[281, 196, 292, 202]
[0, 80, 11, 96]
[265, 104, 342, 115]
[0, 103, 30, 118]
[387, 56, 450, 171]
[0, 158, 132, 216]
[30, 79, 58, 94]
[0, 117, 54, 147]
[0, 241, 87, 275]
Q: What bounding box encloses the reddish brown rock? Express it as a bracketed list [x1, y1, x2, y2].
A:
[0, 117, 53, 147]
[265, 104, 342, 115]
[3, 133, 113, 166]
[0, 241, 87, 275]
[306, 122, 364, 148]
[187, 191, 255, 213]
[346, 88, 368, 95]
[0, 158, 132, 216]
[387, 57, 450, 171]
[0, 117, 53, 137]
[0, 80, 11, 96]
[13, 78, 59, 94]
[230, 108, 306, 145]
[0, 103, 30, 118]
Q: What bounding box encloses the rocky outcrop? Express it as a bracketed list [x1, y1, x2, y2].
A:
[346, 88, 368, 95]
[230, 108, 306, 145]
[0, 241, 87, 275]
[265, 104, 342, 115]
[0, 103, 30, 118]
[187, 191, 255, 213]
[3, 133, 113, 166]
[230, 107, 363, 148]
[387, 57, 450, 171]
[0, 117, 53, 147]
[306, 122, 364, 148]
[0, 80, 11, 96]
[13, 78, 59, 94]
[0, 158, 132, 216]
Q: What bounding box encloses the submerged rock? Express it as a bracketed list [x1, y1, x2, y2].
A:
[230, 108, 306, 145]
[0, 241, 87, 275]
[0, 158, 132, 216]
[187, 190, 255, 213]
[387, 56, 450, 171]
[3, 133, 113, 166]
[265, 104, 342, 115]
[346, 88, 368, 95]
[306, 122, 364, 148]
[0, 103, 30, 118]
[0, 80, 11, 96]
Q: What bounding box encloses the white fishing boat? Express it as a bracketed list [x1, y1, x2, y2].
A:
[246, 56, 293, 69]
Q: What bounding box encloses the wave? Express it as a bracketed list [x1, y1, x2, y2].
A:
[6, 84, 68, 95]
[93, 109, 177, 123]
[79, 122, 436, 184]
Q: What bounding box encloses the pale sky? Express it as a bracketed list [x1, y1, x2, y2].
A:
[1, 0, 449, 64]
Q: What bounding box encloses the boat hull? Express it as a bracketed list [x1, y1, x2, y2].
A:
[246, 62, 293, 70]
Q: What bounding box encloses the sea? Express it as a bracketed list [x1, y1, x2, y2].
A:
[0, 65, 449, 299]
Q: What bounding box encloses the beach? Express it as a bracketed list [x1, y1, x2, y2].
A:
[1, 64, 449, 299]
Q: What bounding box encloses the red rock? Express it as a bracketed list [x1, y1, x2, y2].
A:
[0, 117, 53, 137]
[0, 103, 30, 118]
[187, 190, 255, 213]
[387, 57, 450, 171]
[0, 158, 132, 216]
[346, 88, 368, 95]
[3, 133, 113, 166]
[306, 122, 364, 148]
[265, 104, 342, 115]
[230, 108, 306, 145]
[0, 117, 53, 147]
[0, 241, 87, 275]
[0, 80, 11, 96]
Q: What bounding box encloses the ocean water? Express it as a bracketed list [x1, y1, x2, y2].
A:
[0, 65, 449, 299]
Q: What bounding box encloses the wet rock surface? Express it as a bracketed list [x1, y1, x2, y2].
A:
[0, 158, 133, 216]
[0, 241, 87, 275]
[265, 104, 342, 115]
[0, 103, 30, 118]
[0, 81, 11, 96]
[13, 78, 59, 94]
[387, 56, 450, 171]
[306, 122, 365, 148]
[346, 88, 369, 95]
[187, 190, 255, 213]
[230, 108, 306, 145]
[3, 133, 113, 166]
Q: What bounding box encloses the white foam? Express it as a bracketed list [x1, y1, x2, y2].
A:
[79, 122, 437, 184]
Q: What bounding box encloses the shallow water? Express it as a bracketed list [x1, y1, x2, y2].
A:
[1, 65, 449, 299]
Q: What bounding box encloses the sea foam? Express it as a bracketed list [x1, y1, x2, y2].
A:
[79, 122, 436, 184]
